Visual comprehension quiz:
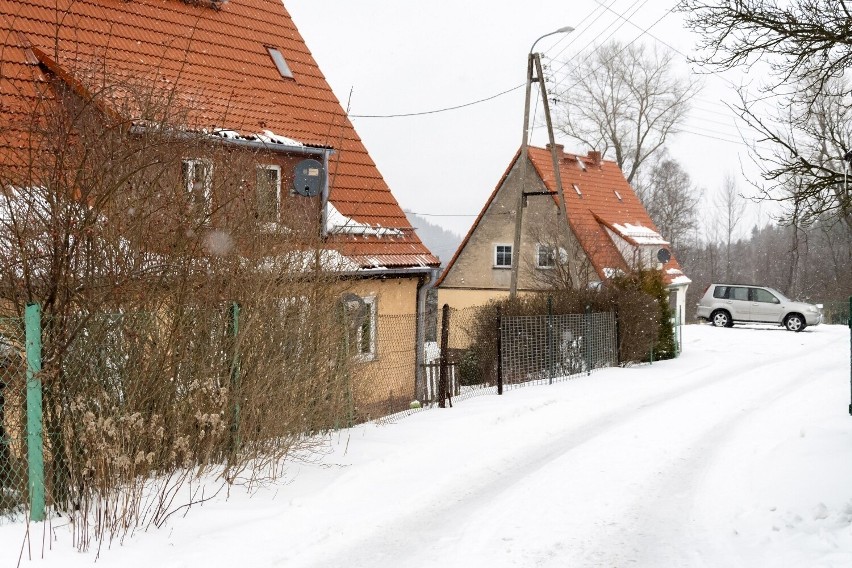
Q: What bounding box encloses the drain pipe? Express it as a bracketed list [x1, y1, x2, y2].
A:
[415, 267, 440, 404]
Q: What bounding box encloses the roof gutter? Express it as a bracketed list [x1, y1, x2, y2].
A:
[338, 266, 437, 278]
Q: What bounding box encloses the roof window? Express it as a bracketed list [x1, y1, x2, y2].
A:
[267, 47, 294, 79]
[572, 183, 583, 197]
[575, 156, 587, 172]
[614, 190, 623, 201]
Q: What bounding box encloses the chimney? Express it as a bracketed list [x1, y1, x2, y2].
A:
[546, 143, 565, 156]
[587, 150, 602, 166]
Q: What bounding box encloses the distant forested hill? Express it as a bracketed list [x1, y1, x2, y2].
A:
[404, 211, 463, 267]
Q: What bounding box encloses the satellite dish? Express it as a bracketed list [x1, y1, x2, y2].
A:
[293, 159, 323, 197]
[657, 248, 671, 264]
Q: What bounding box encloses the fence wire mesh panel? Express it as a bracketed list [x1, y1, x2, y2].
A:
[0, 316, 26, 519]
[356, 313, 418, 422]
[438, 307, 497, 405]
[500, 311, 617, 389]
[39, 308, 236, 516]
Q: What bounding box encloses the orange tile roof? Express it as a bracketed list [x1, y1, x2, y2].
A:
[0, 0, 438, 270]
[437, 145, 688, 286]
[527, 146, 686, 285]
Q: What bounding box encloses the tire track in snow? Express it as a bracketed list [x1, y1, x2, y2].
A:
[281, 328, 843, 568]
[568, 330, 846, 568]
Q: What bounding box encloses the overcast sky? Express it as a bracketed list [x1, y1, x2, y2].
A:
[287, 0, 769, 237]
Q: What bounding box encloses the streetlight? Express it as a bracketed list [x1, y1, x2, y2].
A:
[509, 26, 575, 299]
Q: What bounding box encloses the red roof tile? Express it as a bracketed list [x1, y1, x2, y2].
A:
[529, 146, 687, 285]
[437, 145, 688, 286]
[0, 0, 438, 270]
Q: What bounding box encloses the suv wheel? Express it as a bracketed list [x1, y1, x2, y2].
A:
[711, 310, 732, 328]
[784, 313, 806, 332]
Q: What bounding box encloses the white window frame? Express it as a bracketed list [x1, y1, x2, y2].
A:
[182, 158, 213, 218]
[256, 164, 282, 226]
[536, 244, 556, 269]
[494, 244, 512, 268]
[355, 295, 377, 362]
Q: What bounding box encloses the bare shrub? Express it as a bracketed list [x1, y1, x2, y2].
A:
[0, 57, 357, 549]
[461, 270, 673, 385]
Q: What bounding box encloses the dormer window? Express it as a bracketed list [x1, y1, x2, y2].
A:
[267, 47, 294, 79]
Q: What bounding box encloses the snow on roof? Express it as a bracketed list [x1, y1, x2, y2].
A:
[326, 202, 404, 238]
[259, 248, 361, 273]
[210, 128, 306, 148]
[611, 223, 669, 246]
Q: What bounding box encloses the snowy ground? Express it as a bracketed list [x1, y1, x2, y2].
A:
[2, 323, 851, 567]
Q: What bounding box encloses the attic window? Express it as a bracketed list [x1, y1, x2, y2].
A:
[575, 156, 587, 172]
[572, 183, 583, 197]
[267, 47, 294, 79]
[614, 190, 623, 201]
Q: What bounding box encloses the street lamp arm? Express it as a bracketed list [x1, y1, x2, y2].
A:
[529, 26, 575, 55]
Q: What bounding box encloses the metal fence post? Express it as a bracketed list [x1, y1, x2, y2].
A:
[229, 302, 242, 453]
[848, 296, 851, 416]
[439, 304, 450, 408]
[496, 306, 503, 395]
[546, 296, 553, 384]
[25, 303, 44, 522]
[584, 305, 591, 376]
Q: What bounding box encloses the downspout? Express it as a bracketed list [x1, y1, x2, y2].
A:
[415, 267, 440, 404]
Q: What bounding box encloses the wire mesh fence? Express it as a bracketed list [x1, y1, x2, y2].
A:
[0, 316, 26, 519]
[1, 298, 621, 523]
[356, 313, 419, 421]
[500, 311, 617, 389]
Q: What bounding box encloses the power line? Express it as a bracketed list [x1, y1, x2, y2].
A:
[348, 83, 525, 118]
[347, 1, 642, 120]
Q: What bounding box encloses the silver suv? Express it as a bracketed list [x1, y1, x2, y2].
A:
[696, 284, 822, 332]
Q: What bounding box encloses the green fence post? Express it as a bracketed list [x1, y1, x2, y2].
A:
[25, 303, 44, 522]
[229, 302, 241, 454]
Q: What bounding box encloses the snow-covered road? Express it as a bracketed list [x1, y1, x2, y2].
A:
[3, 324, 851, 567]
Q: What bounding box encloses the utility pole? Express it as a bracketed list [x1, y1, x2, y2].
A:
[509, 27, 573, 299]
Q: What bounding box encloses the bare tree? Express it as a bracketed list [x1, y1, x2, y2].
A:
[636, 156, 699, 250]
[679, 0, 852, 226]
[716, 174, 747, 281]
[0, 54, 355, 549]
[729, 79, 852, 227]
[555, 41, 700, 184]
[678, 0, 852, 97]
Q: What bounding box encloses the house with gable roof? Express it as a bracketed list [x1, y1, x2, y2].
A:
[0, 0, 439, 413]
[437, 143, 690, 318]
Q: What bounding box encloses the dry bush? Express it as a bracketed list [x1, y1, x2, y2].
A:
[461, 270, 673, 385]
[0, 57, 358, 549]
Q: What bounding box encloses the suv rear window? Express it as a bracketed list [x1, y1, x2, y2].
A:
[713, 286, 749, 300]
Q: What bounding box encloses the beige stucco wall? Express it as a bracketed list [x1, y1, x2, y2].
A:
[439, 156, 592, 312]
[344, 276, 420, 418]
